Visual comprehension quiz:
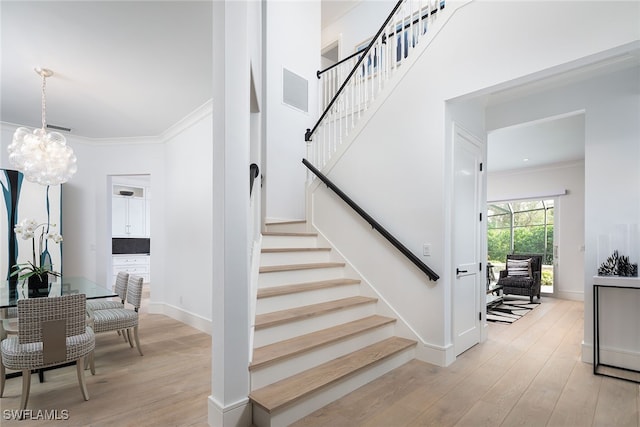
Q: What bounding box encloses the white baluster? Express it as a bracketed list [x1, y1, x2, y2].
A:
[351, 64, 355, 130]
[377, 38, 382, 93]
[410, 0, 414, 55]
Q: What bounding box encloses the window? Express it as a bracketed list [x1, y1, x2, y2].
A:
[488, 199, 555, 292]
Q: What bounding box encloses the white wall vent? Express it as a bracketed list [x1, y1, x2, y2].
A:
[282, 68, 308, 113]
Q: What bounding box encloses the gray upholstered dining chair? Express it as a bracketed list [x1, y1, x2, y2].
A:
[86, 271, 130, 344]
[86, 271, 129, 311]
[0, 294, 95, 411]
[88, 275, 144, 357]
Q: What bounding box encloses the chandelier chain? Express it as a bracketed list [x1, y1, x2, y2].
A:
[41, 72, 47, 130]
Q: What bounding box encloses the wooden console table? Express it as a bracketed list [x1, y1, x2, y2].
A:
[593, 275, 640, 383]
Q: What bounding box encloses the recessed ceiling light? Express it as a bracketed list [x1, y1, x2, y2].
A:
[523, 158, 529, 162]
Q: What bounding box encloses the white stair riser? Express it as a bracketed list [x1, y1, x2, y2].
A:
[252, 348, 416, 427]
[256, 284, 360, 314]
[250, 323, 396, 389]
[263, 235, 318, 248]
[260, 250, 331, 266]
[253, 303, 376, 347]
[265, 222, 308, 233]
[258, 266, 346, 287]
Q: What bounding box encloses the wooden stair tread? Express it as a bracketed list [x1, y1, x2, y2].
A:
[262, 231, 317, 237]
[255, 296, 377, 330]
[265, 220, 306, 226]
[259, 262, 345, 274]
[249, 337, 416, 413]
[250, 315, 396, 370]
[261, 247, 331, 253]
[257, 278, 361, 299]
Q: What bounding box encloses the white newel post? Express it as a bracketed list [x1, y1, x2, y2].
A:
[210, 1, 252, 426]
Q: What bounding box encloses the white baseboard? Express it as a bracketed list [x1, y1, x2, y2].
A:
[582, 341, 640, 371]
[582, 341, 593, 364]
[208, 396, 251, 427]
[555, 290, 584, 301]
[147, 302, 212, 335]
[598, 346, 640, 371]
[415, 341, 456, 367]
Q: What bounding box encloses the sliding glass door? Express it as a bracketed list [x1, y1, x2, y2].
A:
[487, 199, 555, 294]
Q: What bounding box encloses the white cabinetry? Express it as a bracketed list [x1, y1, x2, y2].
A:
[112, 255, 150, 283]
[112, 185, 148, 237]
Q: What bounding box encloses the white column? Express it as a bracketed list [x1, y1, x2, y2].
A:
[209, 1, 252, 426]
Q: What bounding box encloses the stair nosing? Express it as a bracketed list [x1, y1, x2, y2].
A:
[257, 278, 361, 299]
[249, 337, 417, 413]
[250, 315, 396, 371]
[262, 231, 317, 237]
[259, 262, 345, 274]
[254, 296, 377, 330]
[265, 220, 307, 226]
[261, 247, 331, 253]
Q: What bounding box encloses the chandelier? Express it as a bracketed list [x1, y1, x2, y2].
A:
[7, 68, 77, 185]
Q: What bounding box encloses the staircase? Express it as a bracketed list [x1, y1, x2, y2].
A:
[249, 220, 416, 427]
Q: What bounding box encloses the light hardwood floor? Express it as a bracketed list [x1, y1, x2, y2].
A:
[1, 288, 211, 427]
[293, 297, 640, 426]
[2, 296, 638, 426]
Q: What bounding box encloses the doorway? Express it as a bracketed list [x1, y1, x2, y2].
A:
[108, 174, 151, 290]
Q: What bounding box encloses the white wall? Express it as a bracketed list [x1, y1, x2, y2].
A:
[487, 160, 586, 301]
[309, 0, 639, 365]
[264, 0, 320, 221]
[161, 106, 213, 322]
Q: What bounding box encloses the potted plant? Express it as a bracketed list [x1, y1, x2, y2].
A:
[10, 218, 63, 296]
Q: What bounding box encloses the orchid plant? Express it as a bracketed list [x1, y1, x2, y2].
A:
[10, 218, 63, 281]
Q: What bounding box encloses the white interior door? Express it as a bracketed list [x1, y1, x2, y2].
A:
[453, 125, 483, 356]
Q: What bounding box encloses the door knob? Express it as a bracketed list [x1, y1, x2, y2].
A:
[456, 268, 468, 275]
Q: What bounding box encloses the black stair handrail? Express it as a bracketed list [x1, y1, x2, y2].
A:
[250, 163, 260, 196]
[305, 0, 405, 142]
[303, 158, 439, 281]
[317, 47, 367, 79]
[316, 2, 445, 79]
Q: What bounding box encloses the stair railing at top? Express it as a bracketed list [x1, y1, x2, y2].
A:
[305, 0, 445, 171]
[303, 158, 439, 281]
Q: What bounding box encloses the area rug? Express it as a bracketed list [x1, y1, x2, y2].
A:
[487, 297, 540, 324]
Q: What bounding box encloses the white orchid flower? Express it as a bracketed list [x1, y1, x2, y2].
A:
[47, 232, 63, 244]
[20, 230, 35, 240]
[20, 218, 38, 232]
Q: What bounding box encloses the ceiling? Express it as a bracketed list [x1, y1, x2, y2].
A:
[321, 0, 363, 29]
[488, 113, 586, 173]
[1, 1, 213, 140]
[1, 0, 357, 140]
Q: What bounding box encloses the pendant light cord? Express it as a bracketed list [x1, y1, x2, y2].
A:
[41, 72, 47, 130]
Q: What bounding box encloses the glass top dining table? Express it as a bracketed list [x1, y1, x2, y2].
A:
[0, 276, 117, 308]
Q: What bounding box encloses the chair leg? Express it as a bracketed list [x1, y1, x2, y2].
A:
[530, 295, 534, 303]
[84, 350, 96, 375]
[126, 329, 134, 348]
[132, 326, 143, 356]
[20, 369, 31, 410]
[76, 357, 90, 401]
[0, 362, 5, 397]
